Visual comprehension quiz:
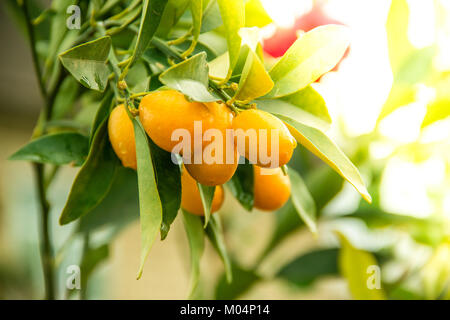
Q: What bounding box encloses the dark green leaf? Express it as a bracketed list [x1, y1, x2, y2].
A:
[132, 119, 163, 279]
[226, 161, 254, 211]
[156, 0, 190, 38]
[182, 210, 205, 297]
[89, 90, 114, 145]
[59, 36, 111, 92]
[277, 248, 339, 287]
[148, 139, 181, 240]
[131, 0, 169, 65]
[59, 121, 119, 225]
[10, 132, 89, 166]
[52, 77, 80, 120]
[78, 167, 139, 235]
[206, 215, 232, 282]
[159, 52, 219, 102]
[215, 260, 260, 299]
[197, 183, 216, 227]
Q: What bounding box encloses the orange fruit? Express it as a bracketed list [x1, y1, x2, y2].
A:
[232, 109, 296, 168]
[253, 166, 291, 211]
[108, 104, 136, 169]
[181, 166, 225, 216]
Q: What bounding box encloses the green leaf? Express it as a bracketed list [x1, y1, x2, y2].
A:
[197, 183, 216, 227]
[10, 132, 89, 166]
[337, 233, 386, 300]
[205, 215, 232, 282]
[215, 260, 260, 299]
[156, 0, 190, 37]
[386, 0, 414, 74]
[233, 47, 273, 102]
[183, 0, 203, 56]
[77, 167, 139, 236]
[422, 99, 450, 128]
[79, 243, 109, 293]
[89, 90, 114, 145]
[59, 36, 111, 92]
[257, 98, 330, 132]
[276, 114, 371, 203]
[159, 52, 219, 102]
[148, 139, 181, 240]
[217, 0, 245, 80]
[131, 0, 168, 65]
[226, 161, 254, 211]
[244, 0, 272, 28]
[201, 0, 222, 33]
[281, 86, 331, 125]
[59, 121, 119, 225]
[182, 210, 205, 297]
[277, 248, 339, 287]
[288, 167, 317, 235]
[266, 25, 351, 98]
[132, 119, 163, 279]
[377, 84, 416, 122]
[52, 77, 80, 120]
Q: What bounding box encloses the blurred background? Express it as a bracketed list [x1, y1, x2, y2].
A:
[1, 0, 449, 299]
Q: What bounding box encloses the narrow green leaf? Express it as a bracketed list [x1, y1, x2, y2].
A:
[244, 0, 272, 28]
[288, 167, 317, 235]
[52, 77, 80, 120]
[205, 215, 232, 282]
[197, 183, 216, 227]
[277, 248, 339, 287]
[131, 0, 168, 65]
[156, 0, 190, 38]
[133, 119, 163, 279]
[148, 139, 181, 240]
[89, 90, 114, 145]
[10, 132, 89, 166]
[201, 0, 222, 33]
[337, 232, 386, 300]
[217, 0, 245, 80]
[226, 161, 254, 211]
[79, 243, 109, 292]
[266, 25, 351, 98]
[159, 52, 219, 102]
[215, 260, 259, 299]
[182, 210, 205, 297]
[277, 114, 371, 203]
[183, 0, 203, 56]
[59, 121, 119, 225]
[234, 47, 273, 102]
[59, 36, 111, 91]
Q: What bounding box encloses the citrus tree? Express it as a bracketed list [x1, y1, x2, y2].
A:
[5, 0, 387, 299]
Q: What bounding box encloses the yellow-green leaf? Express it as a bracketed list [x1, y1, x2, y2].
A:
[266, 25, 351, 98]
[245, 0, 272, 28]
[337, 233, 386, 300]
[276, 114, 371, 203]
[133, 119, 163, 279]
[182, 210, 205, 297]
[234, 47, 273, 102]
[217, 0, 245, 80]
[422, 240, 450, 299]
